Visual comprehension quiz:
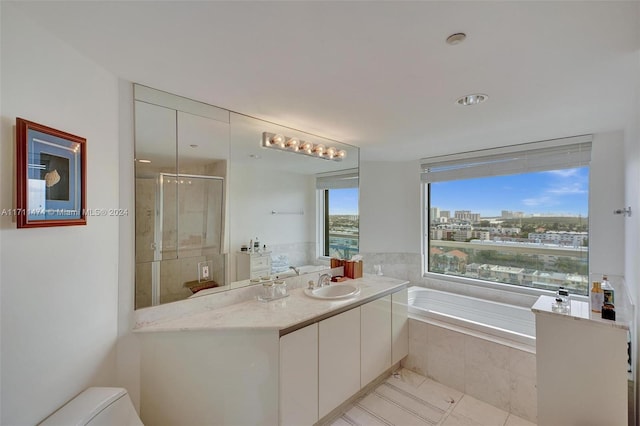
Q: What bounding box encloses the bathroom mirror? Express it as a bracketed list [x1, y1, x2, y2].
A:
[134, 85, 359, 309]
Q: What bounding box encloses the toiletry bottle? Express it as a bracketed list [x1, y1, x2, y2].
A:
[602, 275, 614, 305]
[249, 239, 253, 253]
[556, 287, 570, 304]
[254, 237, 260, 253]
[590, 281, 603, 313]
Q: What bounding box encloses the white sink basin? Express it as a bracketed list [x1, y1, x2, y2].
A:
[304, 284, 360, 300]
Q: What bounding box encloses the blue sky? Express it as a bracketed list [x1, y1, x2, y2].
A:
[329, 188, 359, 215]
[430, 167, 589, 217]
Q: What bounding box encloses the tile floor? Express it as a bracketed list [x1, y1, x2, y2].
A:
[330, 369, 536, 426]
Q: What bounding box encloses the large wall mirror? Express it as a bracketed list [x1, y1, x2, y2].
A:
[134, 85, 359, 309]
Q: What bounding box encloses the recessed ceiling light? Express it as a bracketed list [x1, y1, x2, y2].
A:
[446, 33, 467, 45]
[456, 94, 488, 106]
[137, 159, 152, 163]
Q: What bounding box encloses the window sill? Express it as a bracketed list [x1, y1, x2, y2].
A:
[422, 271, 589, 302]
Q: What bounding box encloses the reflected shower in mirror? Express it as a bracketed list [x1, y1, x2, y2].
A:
[134, 86, 230, 309]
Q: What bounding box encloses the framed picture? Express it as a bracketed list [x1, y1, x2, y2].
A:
[16, 118, 86, 228]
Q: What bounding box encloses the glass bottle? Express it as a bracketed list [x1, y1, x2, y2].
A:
[601, 275, 614, 305]
[590, 281, 604, 313]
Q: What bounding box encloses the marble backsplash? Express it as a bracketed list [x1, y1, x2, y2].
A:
[358, 252, 540, 309]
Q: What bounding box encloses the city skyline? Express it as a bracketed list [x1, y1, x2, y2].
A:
[430, 167, 589, 218]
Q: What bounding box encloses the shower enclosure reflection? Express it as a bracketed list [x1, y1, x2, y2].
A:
[134, 85, 230, 309]
[135, 173, 225, 307]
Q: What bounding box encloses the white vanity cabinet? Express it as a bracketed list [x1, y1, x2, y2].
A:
[280, 323, 318, 426]
[281, 290, 408, 423]
[391, 288, 409, 365]
[533, 295, 629, 426]
[361, 295, 392, 387]
[136, 277, 409, 426]
[236, 251, 271, 280]
[319, 307, 362, 418]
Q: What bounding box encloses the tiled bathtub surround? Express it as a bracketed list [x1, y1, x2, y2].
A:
[402, 318, 537, 423]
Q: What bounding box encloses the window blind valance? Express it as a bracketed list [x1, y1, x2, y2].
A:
[421, 135, 592, 183]
[316, 169, 359, 189]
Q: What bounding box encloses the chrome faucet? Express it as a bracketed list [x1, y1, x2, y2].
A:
[317, 273, 332, 288]
[289, 266, 300, 276]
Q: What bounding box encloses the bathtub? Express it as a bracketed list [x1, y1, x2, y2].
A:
[408, 286, 536, 350]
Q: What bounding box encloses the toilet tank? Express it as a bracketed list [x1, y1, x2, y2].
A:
[39, 387, 143, 426]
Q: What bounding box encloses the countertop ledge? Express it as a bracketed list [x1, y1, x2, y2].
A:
[134, 275, 408, 335]
[532, 295, 630, 331]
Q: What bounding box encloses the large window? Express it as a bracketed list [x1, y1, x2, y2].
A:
[317, 171, 359, 259]
[422, 136, 592, 295]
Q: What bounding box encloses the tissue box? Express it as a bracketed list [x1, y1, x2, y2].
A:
[344, 260, 363, 279]
[330, 258, 346, 268]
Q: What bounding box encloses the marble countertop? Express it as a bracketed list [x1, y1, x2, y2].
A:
[134, 274, 408, 334]
[532, 295, 630, 331]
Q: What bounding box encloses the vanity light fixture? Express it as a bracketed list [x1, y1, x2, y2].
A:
[262, 132, 346, 161]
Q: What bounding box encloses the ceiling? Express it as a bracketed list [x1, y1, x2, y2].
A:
[9, 1, 640, 161]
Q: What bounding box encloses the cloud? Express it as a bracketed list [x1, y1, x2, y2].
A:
[522, 196, 554, 207]
[546, 168, 581, 178]
[547, 183, 587, 195]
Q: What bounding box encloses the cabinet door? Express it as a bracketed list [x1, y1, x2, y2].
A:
[319, 308, 361, 419]
[280, 324, 318, 426]
[391, 288, 409, 365]
[361, 296, 392, 387]
[236, 253, 250, 281]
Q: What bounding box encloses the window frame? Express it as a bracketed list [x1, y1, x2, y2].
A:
[421, 135, 592, 299]
[315, 169, 360, 260]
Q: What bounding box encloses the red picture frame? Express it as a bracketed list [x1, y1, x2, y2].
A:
[16, 118, 86, 228]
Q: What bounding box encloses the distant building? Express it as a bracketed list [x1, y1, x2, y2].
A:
[430, 207, 440, 220]
[528, 231, 588, 246]
[455, 210, 480, 223]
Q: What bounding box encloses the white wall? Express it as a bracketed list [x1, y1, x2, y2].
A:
[0, 2, 4, 421]
[117, 80, 140, 409]
[625, 4, 640, 416]
[228, 163, 316, 281]
[589, 131, 625, 276]
[0, 5, 121, 425]
[359, 161, 422, 253]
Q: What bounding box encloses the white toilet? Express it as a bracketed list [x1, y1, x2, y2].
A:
[39, 387, 143, 426]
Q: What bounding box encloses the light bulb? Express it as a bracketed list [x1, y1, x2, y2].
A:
[286, 138, 300, 151]
[326, 147, 336, 158]
[300, 141, 313, 154]
[271, 134, 285, 146]
[336, 150, 347, 159]
[314, 144, 325, 156]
